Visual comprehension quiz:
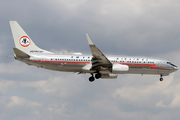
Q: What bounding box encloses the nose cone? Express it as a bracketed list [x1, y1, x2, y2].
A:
[174, 66, 178, 71]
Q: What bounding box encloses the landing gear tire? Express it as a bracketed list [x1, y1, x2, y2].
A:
[160, 78, 163, 81]
[95, 74, 101, 79]
[89, 76, 95, 82]
[160, 74, 163, 81]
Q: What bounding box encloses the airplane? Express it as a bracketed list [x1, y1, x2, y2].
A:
[9, 21, 178, 82]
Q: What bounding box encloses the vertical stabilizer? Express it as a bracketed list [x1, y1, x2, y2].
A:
[9, 21, 53, 54]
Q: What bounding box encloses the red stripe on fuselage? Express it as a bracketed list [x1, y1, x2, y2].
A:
[119, 63, 170, 70]
[30, 60, 170, 70]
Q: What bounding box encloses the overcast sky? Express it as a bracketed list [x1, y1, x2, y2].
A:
[1, 0, 180, 120]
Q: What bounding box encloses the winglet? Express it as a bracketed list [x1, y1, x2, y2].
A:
[86, 33, 94, 45]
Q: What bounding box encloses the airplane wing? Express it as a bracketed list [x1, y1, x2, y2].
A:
[86, 34, 112, 70]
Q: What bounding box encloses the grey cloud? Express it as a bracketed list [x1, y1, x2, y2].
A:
[2, 0, 180, 56]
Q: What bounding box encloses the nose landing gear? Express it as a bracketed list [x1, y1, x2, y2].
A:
[160, 78, 163, 81]
[160, 74, 163, 81]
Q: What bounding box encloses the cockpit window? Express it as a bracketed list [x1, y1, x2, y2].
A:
[167, 62, 177, 67]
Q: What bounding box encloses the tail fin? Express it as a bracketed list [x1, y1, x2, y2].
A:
[9, 21, 53, 55]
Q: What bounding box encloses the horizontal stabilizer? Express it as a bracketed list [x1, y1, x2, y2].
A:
[13, 48, 30, 58]
[5, 56, 14, 57]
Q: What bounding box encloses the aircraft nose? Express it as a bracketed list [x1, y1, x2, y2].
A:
[174, 66, 178, 71]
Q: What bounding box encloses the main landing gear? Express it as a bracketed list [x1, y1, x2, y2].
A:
[95, 73, 101, 79]
[89, 74, 95, 82]
[159, 74, 163, 81]
[89, 73, 101, 82]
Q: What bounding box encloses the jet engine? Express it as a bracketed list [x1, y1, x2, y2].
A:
[111, 64, 129, 73]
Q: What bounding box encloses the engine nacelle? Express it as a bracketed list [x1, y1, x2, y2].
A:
[101, 74, 118, 79]
[112, 64, 129, 73]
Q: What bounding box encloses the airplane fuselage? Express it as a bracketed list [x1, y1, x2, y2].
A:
[16, 54, 177, 77]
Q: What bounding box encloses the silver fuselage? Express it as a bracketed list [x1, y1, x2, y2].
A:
[16, 54, 178, 76]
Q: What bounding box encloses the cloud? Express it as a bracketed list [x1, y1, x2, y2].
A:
[0, 61, 27, 74]
[20, 75, 87, 98]
[50, 49, 78, 54]
[59, 0, 88, 8]
[6, 96, 42, 108]
[113, 74, 180, 109]
[0, 45, 3, 56]
[2, 0, 180, 56]
[0, 80, 17, 94]
[20, 81, 46, 88]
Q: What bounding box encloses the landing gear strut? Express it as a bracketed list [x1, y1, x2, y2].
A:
[160, 74, 163, 81]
